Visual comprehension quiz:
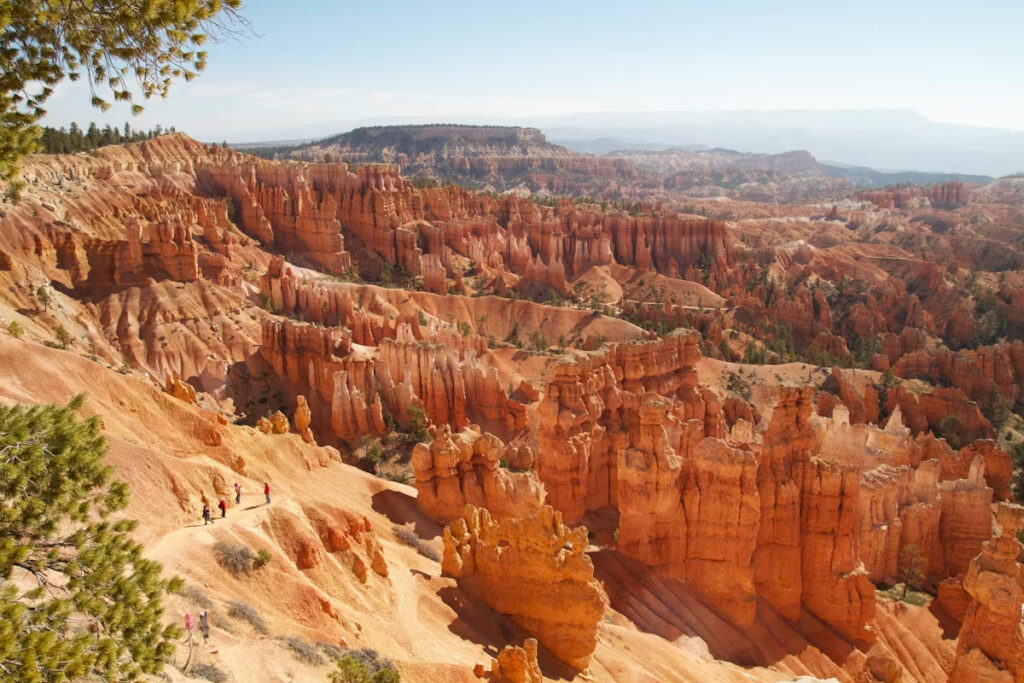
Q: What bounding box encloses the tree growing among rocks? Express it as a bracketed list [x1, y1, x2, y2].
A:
[0, 396, 182, 678]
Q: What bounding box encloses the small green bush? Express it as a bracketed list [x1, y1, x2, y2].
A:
[3, 179, 25, 204]
[329, 649, 400, 683]
[54, 325, 71, 349]
[7, 320, 23, 338]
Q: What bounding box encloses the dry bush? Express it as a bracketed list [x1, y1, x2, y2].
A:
[279, 635, 325, 666]
[392, 524, 440, 562]
[227, 600, 268, 635]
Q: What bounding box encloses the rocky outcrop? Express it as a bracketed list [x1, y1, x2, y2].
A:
[442, 505, 607, 670]
[294, 395, 315, 443]
[887, 384, 994, 445]
[411, 425, 544, 524]
[930, 182, 968, 209]
[267, 504, 388, 582]
[489, 639, 542, 683]
[950, 503, 1024, 682]
[163, 370, 197, 403]
[893, 341, 1024, 414]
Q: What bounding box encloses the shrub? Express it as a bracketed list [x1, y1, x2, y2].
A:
[279, 636, 325, 665]
[392, 524, 440, 562]
[177, 584, 214, 609]
[6, 320, 23, 338]
[214, 540, 257, 576]
[35, 285, 51, 311]
[407, 404, 430, 443]
[330, 649, 400, 683]
[318, 641, 347, 661]
[255, 547, 272, 568]
[937, 415, 962, 449]
[54, 325, 71, 349]
[393, 525, 419, 548]
[227, 600, 268, 635]
[331, 656, 371, 683]
[3, 179, 25, 204]
[191, 662, 228, 683]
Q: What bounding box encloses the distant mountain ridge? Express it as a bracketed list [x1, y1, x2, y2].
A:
[281, 124, 641, 195]
[242, 122, 998, 200]
[537, 108, 1024, 176]
[607, 145, 993, 188]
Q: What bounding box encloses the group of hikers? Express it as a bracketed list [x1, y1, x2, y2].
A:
[184, 610, 210, 643]
[200, 481, 271, 525]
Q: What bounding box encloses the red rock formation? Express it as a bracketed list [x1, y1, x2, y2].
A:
[950, 503, 1024, 682]
[930, 181, 968, 209]
[887, 384, 994, 444]
[411, 425, 544, 523]
[938, 457, 995, 580]
[269, 504, 388, 582]
[294, 395, 315, 443]
[490, 639, 542, 683]
[951, 440, 1014, 502]
[893, 341, 1024, 414]
[442, 505, 607, 670]
[163, 370, 196, 403]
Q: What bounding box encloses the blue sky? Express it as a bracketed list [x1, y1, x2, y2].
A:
[40, 0, 1024, 141]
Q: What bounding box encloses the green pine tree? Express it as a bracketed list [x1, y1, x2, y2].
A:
[0, 396, 182, 679]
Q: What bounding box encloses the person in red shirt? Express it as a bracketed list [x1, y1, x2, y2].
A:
[218, 498, 227, 518]
[264, 481, 271, 505]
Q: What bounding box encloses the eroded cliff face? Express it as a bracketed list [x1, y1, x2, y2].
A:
[442, 505, 607, 671]
[950, 503, 1024, 682]
[200, 154, 734, 298]
[411, 425, 544, 523]
[527, 337, 1011, 645]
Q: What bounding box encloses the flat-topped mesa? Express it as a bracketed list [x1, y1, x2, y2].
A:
[951, 503, 1024, 682]
[411, 425, 544, 524]
[442, 505, 607, 671]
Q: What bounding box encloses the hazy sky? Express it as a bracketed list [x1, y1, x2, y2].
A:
[40, 0, 1024, 141]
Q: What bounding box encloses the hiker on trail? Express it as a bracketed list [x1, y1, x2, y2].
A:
[202, 502, 213, 525]
[234, 482, 241, 505]
[218, 498, 227, 518]
[264, 481, 271, 505]
[198, 611, 210, 642]
[184, 612, 194, 638]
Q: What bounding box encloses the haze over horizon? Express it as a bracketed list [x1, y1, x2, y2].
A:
[38, 0, 1024, 174]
